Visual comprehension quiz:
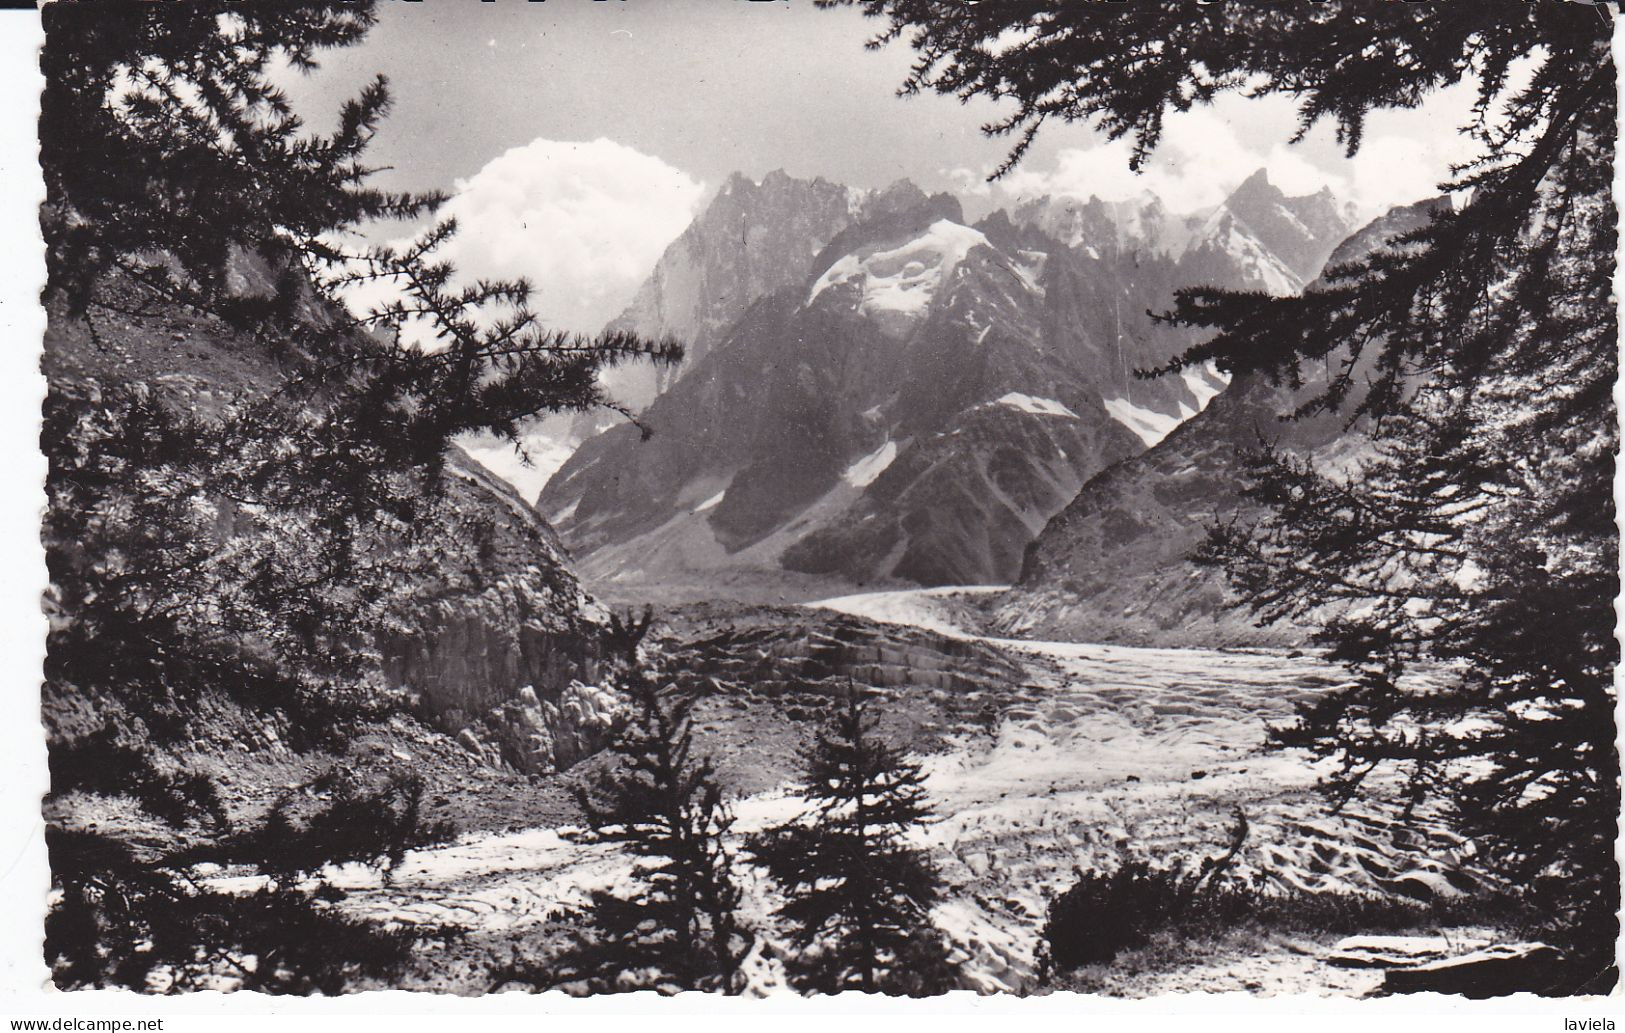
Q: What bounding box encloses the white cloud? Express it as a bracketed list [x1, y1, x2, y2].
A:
[425, 137, 704, 335]
[993, 105, 1298, 212]
[942, 165, 994, 198]
[1344, 132, 1480, 218]
[987, 90, 1485, 221]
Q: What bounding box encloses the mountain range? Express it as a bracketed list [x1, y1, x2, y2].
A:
[534, 167, 1358, 591]
[995, 198, 1446, 646]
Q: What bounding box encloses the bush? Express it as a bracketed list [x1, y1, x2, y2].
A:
[1038, 809, 1253, 980]
[1038, 860, 1255, 978]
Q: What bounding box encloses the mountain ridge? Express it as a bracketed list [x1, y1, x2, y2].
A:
[992, 197, 1448, 647]
[536, 167, 1357, 591]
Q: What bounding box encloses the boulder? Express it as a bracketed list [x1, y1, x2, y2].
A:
[1381, 943, 1566, 998]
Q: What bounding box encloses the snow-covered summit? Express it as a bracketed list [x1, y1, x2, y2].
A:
[806, 219, 991, 337]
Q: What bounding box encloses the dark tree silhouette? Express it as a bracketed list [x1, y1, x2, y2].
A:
[826, 0, 1618, 985]
[536, 609, 750, 994]
[750, 689, 956, 995]
[39, 0, 676, 991]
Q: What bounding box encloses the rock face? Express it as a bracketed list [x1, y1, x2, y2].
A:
[1380, 944, 1567, 998]
[43, 257, 616, 776]
[375, 451, 617, 773]
[540, 170, 1353, 590]
[995, 199, 1446, 646]
[601, 168, 863, 413]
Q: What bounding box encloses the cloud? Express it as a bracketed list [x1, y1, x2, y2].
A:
[942, 166, 994, 198]
[1344, 132, 1480, 217]
[427, 137, 704, 335]
[995, 105, 1349, 213]
[985, 91, 1484, 220]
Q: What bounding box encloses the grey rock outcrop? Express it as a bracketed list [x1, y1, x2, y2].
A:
[541, 170, 1351, 590]
[996, 199, 1446, 646]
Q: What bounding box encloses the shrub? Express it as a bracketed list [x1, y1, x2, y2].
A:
[1038, 860, 1253, 978]
[1038, 809, 1252, 980]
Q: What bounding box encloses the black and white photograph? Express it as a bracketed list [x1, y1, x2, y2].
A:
[11, 0, 1622, 1007]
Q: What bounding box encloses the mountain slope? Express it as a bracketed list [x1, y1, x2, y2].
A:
[602, 168, 864, 411]
[541, 172, 1354, 590]
[43, 257, 616, 776]
[994, 199, 1446, 646]
[1010, 169, 1357, 296]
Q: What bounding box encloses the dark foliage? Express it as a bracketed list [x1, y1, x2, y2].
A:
[45, 762, 454, 994]
[195, 767, 456, 883]
[822, 1, 1608, 182]
[523, 611, 750, 994]
[832, 0, 1618, 977]
[1038, 811, 1248, 977]
[38, 0, 675, 992]
[749, 689, 956, 995]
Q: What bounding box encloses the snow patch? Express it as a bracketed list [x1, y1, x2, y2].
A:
[842, 440, 899, 488]
[1012, 250, 1048, 295]
[805, 220, 990, 335]
[549, 499, 579, 525]
[1181, 360, 1230, 410]
[1103, 397, 1184, 447]
[995, 393, 1078, 419]
[693, 490, 726, 513]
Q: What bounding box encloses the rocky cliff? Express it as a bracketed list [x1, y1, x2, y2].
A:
[995, 199, 1446, 646]
[602, 168, 863, 410]
[540, 170, 1354, 590]
[43, 256, 618, 775]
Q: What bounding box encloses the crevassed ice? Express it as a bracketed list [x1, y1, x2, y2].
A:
[806, 220, 990, 321]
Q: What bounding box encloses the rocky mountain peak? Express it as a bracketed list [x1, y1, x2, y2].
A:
[861, 177, 932, 219]
[1225, 166, 1280, 208]
[1207, 167, 1359, 283]
[996, 198, 1443, 647]
[600, 167, 859, 406]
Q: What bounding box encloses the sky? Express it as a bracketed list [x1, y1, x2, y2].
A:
[274, 0, 1489, 334]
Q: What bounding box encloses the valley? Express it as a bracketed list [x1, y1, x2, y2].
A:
[301, 585, 1494, 996]
[39, 164, 1536, 998]
[250, 169, 1526, 996]
[34, 0, 1615, 1006]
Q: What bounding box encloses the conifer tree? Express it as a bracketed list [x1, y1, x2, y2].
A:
[542, 609, 750, 994]
[750, 689, 956, 995]
[40, 0, 675, 990]
[825, 0, 1618, 985]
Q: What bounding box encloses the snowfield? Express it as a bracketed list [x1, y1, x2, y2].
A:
[994, 393, 1079, 419]
[1102, 396, 1192, 447]
[806, 220, 991, 337]
[842, 439, 899, 488]
[323, 586, 1487, 995]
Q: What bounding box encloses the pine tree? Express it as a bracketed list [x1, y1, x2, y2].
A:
[540, 609, 750, 994]
[824, 0, 1618, 986]
[750, 689, 956, 995]
[40, 0, 676, 991]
